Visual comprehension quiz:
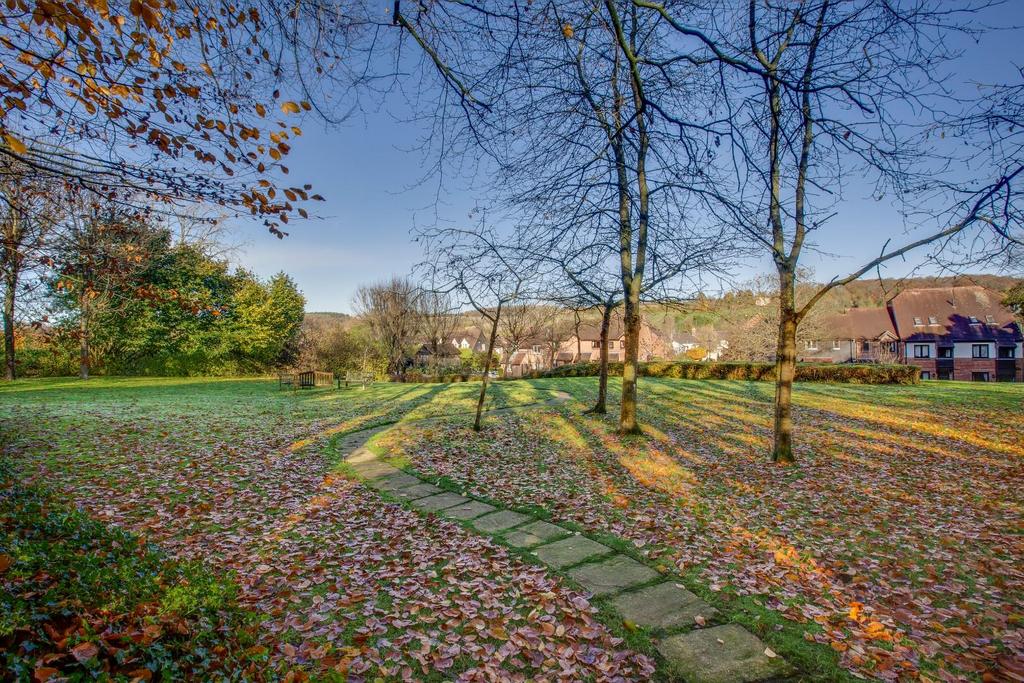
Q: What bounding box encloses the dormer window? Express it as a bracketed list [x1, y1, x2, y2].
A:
[913, 317, 923, 326]
[968, 316, 980, 324]
[928, 316, 938, 325]
[985, 315, 995, 324]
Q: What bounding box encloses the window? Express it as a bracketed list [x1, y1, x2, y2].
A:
[972, 344, 990, 359]
[972, 371, 990, 382]
[998, 346, 1017, 359]
[921, 371, 931, 380]
[887, 342, 898, 353]
[804, 340, 819, 350]
[831, 340, 841, 350]
[985, 315, 995, 324]
[913, 316, 923, 326]
[913, 344, 930, 359]
[938, 347, 953, 359]
[968, 316, 980, 324]
[591, 341, 600, 349]
[938, 370, 953, 380]
[928, 316, 938, 325]
[531, 344, 542, 353]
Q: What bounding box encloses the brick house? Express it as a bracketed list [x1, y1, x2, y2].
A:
[556, 320, 669, 365]
[803, 286, 1022, 381]
[888, 286, 1022, 382]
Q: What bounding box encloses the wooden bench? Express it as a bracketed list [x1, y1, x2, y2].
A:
[280, 370, 334, 390]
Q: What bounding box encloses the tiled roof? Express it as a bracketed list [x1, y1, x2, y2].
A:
[888, 286, 1022, 343]
[823, 307, 897, 341]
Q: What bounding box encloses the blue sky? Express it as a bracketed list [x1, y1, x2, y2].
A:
[230, 5, 1023, 313]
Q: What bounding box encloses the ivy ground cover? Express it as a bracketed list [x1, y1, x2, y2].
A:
[377, 377, 1024, 682]
[0, 377, 654, 681]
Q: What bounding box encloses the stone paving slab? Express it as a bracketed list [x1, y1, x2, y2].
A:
[442, 500, 497, 520]
[370, 472, 423, 491]
[348, 460, 401, 480]
[657, 624, 793, 683]
[569, 554, 659, 596]
[610, 582, 717, 630]
[533, 535, 613, 569]
[504, 521, 568, 548]
[472, 510, 532, 533]
[346, 447, 379, 464]
[411, 492, 471, 512]
[390, 482, 443, 501]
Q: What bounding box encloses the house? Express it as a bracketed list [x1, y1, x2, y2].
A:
[671, 326, 729, 361]
[670, 330, 700, 355]
[450, 328, 489, 353]
[800, 286, 1022, 381]
[557, 320, 669, 364]
[802, 307, 899, 364]
[504, 341, 549, 378]
[887, 286, 1022, 382]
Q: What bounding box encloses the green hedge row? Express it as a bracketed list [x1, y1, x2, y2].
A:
[520, 360, 920, 384]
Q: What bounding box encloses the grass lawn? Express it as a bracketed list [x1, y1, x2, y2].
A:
[1, 377, 652, 681]
[2, 376, 1022, 681]
[378, 377, 1024, 682]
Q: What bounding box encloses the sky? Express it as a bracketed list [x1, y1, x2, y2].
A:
[227, 4, 1024, 314]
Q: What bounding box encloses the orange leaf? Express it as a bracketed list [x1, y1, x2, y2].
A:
[71, 641, 99, 662]
[34, 668, 59, 682]
[280, 101, 300, 114]
[4, 134, 27, 155]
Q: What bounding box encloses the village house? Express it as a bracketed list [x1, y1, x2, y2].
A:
[800, 286, 1022, 381]
[801, 307, 900, 364]
[503, 341, 549, 378]
[555, 321, 669, 365]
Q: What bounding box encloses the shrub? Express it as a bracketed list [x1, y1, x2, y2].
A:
[0, 460, 264, 680]
[521, 360, 919, 384]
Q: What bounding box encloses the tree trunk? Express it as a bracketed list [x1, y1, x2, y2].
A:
[587, 303, 613, 415]
[473, 307, 502, 431]
[79, 307, 90, 380]
[3, 267, 15, 381]
[619, 294, 642, 434]
[772, 270, 797, 464]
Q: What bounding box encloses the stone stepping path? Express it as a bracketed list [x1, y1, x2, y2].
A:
[337, 398, 795, 683]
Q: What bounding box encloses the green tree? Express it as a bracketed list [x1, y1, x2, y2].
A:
[1005, 283, 1024, 320]
[228, 272, 305, 371]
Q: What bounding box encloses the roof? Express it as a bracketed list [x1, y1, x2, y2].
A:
[888, 286, 1022, 344]
[823, 307, 897, 341]
[452, 327, 485, 343]
[574, 321, 626, 342]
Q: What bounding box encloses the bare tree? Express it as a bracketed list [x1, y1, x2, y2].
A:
[0, 164, 59, 379]
[498, 303, 546, 375]
[416, 288, 460, 371]
[638, 0, 1024, 462]
[420, 224, 535, 431]
[354, 277, 422, 377]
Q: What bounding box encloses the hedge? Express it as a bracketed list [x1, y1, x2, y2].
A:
[519, 360, 919, 384]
